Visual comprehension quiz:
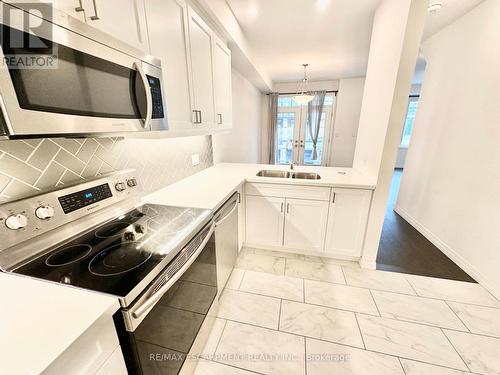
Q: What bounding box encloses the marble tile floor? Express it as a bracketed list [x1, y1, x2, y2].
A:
[192, 247, 500, 375]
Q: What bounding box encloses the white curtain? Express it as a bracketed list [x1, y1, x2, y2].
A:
[307, 91, 326, 160]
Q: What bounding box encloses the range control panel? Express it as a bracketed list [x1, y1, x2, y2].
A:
[58, 183, 113, 214]
[0, 170, 141, 256]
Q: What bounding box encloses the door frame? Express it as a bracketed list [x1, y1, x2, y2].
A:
[276, 94, 336, 166]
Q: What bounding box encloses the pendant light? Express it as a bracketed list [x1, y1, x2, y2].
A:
[292, 63, 314, 105]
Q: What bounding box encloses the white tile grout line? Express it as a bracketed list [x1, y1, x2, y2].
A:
[212, 319, 228, 356]
[227, 278, 500, 340]
[397, 357, 407, 375]
[443, 300, 472, 333]
[24, 139, 41, 163]
[440, 327, 472, 373]
[235, 263, 500, 310]
[353, 313, 367, 350]
[302, 278, 305, 303]
[32, 149, 62, 188]
[236, 269, 245, 290]
[277, 299, 282, 331]
[205, 359, 266, 375]
[304, 334, 307, 375]
[368, 289, 382, 317]
[213, 316, 473, 375]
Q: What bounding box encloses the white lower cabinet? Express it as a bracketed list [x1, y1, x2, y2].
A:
[245, 195, 285, 247]
[95, 347, 127, 375]
[283, 198, 329, 252]
[324, 188, 372, 257]
[244, 184, 372, 258]
[245, 193, 329, 251]
[44, 313, 124, 375]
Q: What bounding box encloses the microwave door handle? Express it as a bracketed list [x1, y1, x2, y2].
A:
[133, 62, 152, 129]
[130, 221, 215, 319]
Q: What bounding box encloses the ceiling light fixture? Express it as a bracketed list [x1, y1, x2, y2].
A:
[316, 0, 330, 11]
[428, 2, 443, 13]
[292, 64, 314, 105]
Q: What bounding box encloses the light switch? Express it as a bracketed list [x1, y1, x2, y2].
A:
[191, 154, 200, 166]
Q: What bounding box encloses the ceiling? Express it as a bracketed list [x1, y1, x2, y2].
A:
[423, 0, 484, 40]
[226, 0, 381, 82]
[226, 0, 485, 84]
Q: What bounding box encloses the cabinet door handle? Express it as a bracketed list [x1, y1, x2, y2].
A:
[299, 140, 304, 148]
[75, 0, 84, 12]
[280, 202, 284, 213]
[286, 203, 290, 213]
[217, 113, 223, 125]
[332, 192, 336, 203]
[89, 0, 100, 20]
[198, 110, 202, 124]
[192, 110, 202, 124]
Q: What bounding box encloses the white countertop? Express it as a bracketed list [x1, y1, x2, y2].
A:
[0, 272, 119, 375]
[144, 163, 376, 210]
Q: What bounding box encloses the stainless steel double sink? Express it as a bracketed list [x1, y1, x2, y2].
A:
[256, 170, 321, 180]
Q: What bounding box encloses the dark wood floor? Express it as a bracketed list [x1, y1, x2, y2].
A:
[376, 169, 476, 282]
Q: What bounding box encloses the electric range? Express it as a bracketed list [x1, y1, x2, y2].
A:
[0, 170, 224, 374]
[0, 170, 212, 306]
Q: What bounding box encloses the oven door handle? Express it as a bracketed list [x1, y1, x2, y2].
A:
[130, 221, 215, 319]
[215, 195, 239, 228]
[133, 62, 152, 130]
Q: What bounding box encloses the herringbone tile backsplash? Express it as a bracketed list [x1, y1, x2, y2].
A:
[0, 135, 213, 203]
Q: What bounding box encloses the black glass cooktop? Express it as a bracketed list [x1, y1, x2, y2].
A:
[14, 204, 211, 297]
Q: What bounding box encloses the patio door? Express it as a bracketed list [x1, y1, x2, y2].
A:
[275, 95, 335, 166]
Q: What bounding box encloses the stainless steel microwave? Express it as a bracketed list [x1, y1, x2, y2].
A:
[0, 1, 168, 138]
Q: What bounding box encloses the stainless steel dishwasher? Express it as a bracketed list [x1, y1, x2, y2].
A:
[214, 192, 240, 295]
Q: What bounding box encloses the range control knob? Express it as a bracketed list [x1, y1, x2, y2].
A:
[127, 178, 137, 187]
[115, 182, 126, 192]
[5, 214, 28, 230]
[35, 205, 55, 220]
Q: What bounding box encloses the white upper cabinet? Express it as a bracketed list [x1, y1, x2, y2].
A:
[50, 0, 87, 22]
[212, 36, 232, 129]
[324, 188, 372, 258]
[145, 0, 193, 129]
[283, 198, 329, 252]
[82, 0, 150, 52]
[187, 6, 216, 128]
[245, 195, 285, 247]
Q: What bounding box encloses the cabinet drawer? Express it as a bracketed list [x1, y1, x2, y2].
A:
[246, 183, 331, 201]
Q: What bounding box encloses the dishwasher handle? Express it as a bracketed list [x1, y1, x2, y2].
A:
[130, 222, 215, 319]
[215, 193, 239, 228]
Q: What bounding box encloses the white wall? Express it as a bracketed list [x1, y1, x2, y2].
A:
[330, 77, 365, 167]
[396, 0, 500, 298]
[212, 68, 263, 163]
[353, 0, 427, 268]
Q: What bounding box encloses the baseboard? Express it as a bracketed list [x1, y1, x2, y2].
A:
[394, 205, 500, 300]
[242, 242, 360, 262]
[359, 258, 376, 270]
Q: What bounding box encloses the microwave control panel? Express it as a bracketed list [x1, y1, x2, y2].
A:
[147, 75, 165, 119]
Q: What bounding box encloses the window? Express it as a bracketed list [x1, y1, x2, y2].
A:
[400, 96, 419, 147]
[275, 94, 335, 166]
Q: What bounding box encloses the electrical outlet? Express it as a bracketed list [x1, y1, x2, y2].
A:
[191, 154, 200, 166]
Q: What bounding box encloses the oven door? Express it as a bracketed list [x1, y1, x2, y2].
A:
[117, 222, 217, 375]
[0, 3, 167, 137]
